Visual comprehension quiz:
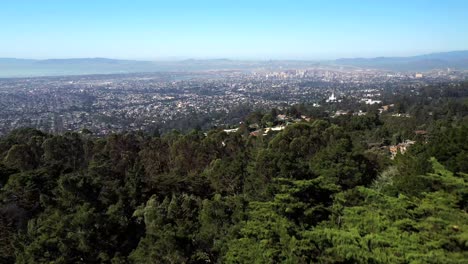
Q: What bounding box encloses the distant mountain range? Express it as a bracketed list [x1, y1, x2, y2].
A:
[334, 50, 468, 71]
[1, 51, 467, 78]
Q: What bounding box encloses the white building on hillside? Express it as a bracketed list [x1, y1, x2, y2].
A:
[326, 92, 337, 103]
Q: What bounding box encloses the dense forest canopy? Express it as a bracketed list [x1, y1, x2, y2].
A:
[1, 83, 468, 263]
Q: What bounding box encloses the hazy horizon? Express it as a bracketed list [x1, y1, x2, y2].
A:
[2, 49, 468, 62]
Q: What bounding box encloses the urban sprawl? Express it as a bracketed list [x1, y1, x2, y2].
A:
[0, 67, 466, 136]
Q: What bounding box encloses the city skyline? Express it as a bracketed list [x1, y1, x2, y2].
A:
[1, 0, 468, 60]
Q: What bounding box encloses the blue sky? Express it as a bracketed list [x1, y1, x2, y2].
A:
[1, 0, 467, 60]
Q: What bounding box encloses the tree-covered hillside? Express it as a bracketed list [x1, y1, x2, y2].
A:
[1, 92, 467, 263]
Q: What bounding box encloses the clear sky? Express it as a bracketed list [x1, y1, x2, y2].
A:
[1, 0, 467, 60]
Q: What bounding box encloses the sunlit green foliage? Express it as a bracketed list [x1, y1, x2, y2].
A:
[0, 99, 467, 263]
